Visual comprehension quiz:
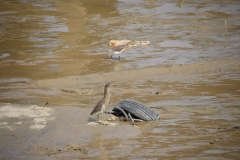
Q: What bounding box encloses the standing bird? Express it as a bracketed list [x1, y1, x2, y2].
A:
[90, 83, 111, 119]
[108, 40, 132, 47]
[109, 41, 135, 59]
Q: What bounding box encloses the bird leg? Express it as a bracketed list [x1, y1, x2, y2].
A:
[96, 113, 100, 120]
[95, 113, 103, 120]
[101, 112, 104, 119]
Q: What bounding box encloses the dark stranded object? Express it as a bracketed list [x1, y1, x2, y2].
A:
[112, 99, 160, 121]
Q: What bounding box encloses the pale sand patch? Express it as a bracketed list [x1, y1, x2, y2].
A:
[0, 104, 55, 131]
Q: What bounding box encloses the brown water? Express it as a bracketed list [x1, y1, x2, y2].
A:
[0, 0, 240, 159]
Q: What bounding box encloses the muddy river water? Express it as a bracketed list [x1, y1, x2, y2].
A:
[0, 0, 240, 159]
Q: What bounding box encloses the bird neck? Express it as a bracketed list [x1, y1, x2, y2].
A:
[104, 88, 110, 98]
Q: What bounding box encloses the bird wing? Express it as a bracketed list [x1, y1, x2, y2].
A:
[90, 98, 105, 115]
[112, 45, 125, 52]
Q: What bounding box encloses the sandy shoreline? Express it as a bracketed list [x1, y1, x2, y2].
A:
[1, 57, 239, 106]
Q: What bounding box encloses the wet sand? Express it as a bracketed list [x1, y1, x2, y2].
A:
[1, 57, 240, 159]
[1, 0, 240, 159]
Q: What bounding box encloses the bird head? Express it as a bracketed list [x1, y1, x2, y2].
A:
[104, 83, 117, 89]
[105, 83, 111, 89]
[104, 83, 112, 90]
[108, 40, 117, 47]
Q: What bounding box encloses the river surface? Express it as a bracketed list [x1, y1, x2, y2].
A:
[0, 0, 240, 159]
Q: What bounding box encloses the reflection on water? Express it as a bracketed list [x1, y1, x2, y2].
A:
[0, 53, 10, 58]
